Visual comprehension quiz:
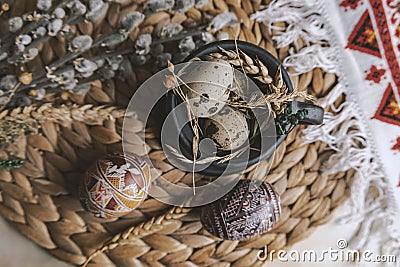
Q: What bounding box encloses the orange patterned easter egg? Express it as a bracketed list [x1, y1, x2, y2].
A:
[79, 152, 150, 218]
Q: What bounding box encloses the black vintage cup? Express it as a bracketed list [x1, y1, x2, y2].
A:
[166, 40, 324, 176]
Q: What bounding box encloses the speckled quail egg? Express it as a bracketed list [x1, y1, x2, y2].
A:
[184, 59, 233, 87]
[183, 59, 233, 118]
[204, 107, 249, 151]
[185, 83, 230, 117]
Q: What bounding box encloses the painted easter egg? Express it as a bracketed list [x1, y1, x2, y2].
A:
[200, 180, 281, 240]
[79, 152, 150, 219]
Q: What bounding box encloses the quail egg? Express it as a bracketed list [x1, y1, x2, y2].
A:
[183, 59, 233, 87]
[204, 107, 249, 151]
[183, 59, 233, 118]
[185, 83, 230, 117]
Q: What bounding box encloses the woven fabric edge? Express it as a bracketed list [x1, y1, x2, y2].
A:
[252, 0, 400, 262]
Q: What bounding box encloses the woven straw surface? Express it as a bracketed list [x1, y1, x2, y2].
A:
[0, 0, 352, 266]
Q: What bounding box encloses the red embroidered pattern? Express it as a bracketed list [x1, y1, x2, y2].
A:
[388, 0, 400, 38]
[365, 65, 386, 83]
[339, 0, 363, 11]
[369, 0, 400, 90]
[391, 136, 400, 152]
[397, 24, 400, 51]
[347, 11, 381, 58]
[373, 84, 400, 126]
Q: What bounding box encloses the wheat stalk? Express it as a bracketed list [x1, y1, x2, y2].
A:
[166, 61, 201, 195]
[0, 104, 124, 148]
[206, 47, 316, 115]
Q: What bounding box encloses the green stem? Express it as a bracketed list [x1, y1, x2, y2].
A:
[0, 158, 24, 170]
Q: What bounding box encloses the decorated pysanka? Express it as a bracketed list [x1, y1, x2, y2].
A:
[79, 152, 150, 219]
[200, 180, 281, 240]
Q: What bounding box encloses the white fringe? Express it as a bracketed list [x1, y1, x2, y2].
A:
[251, 0, 328, 48]
[283, 46, 338, 74]
[252, 0, 400, 263]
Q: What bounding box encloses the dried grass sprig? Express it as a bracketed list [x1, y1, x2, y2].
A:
[163, 46, 316, 176]
[165, 60, 254, 194]
[166, 61, 201, 195]
[206, 47, 316, 115]
[0, 104, 124, 148]
[81, 207, 190, 267]
[165, 144, 245, 165]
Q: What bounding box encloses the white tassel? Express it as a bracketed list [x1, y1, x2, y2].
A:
[283, 46, 338, 74]
[252, 0, 338, 74]
[251, 0, 329, 48]
[252, 0, 400, 259]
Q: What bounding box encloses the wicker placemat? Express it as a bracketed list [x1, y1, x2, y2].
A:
[0, 0, 352, 266]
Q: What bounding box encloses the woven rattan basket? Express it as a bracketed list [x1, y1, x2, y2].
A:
[0, 1, 352, 266]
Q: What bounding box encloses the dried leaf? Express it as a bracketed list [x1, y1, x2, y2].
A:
[143, 234, 186, 253]
[28, 134, 54, 152]
[89, 126, 121, 144]
[175, 234, 215, 248]
[14, 214, 56, 249]
[31, 179, 68, 196]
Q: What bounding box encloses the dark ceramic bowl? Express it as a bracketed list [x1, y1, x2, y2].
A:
[166, 40, 323, 176]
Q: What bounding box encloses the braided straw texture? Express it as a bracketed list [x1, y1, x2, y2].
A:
[0, 0, 353, 266]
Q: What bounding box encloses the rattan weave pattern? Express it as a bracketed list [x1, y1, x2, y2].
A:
[0, 0, 352, 266]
